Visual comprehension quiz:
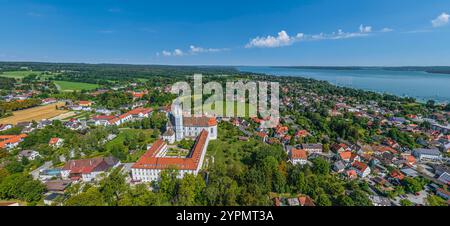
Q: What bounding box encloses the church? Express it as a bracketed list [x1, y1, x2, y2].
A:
[162, 103, 218, 144]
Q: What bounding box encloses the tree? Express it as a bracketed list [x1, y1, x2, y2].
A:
[426, 195, 447, 206]
[98, 169, 128, 206]
[65, 187, 105, 206]
[316, 194, 332, 206]
[350, 190, 372, 206]
[0, 174, 46, 203]
[5, 161, 24, 174]
[426, 100, 435, 108]
[402, 177, 423, 193]
[159, 168, 180, 201]
[445, 103, 450, 111]
[400, 199, 413, 206]
[177, 174, 200, 206]
[311, 157, 330, 175]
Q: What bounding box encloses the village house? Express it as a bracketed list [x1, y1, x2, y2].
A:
[0, 134, 27, 150]
[17, 150, 41, 161]
[352, 161, 371, 178]
[301, 143, 323, 153]
[41, 98, 57, 105]
[78, 100, 93, 107]
[289, 148, 308, 165]
[0, 124, 12, 131]
[49, 137, 64, 148]
[61, 156, 120, 182]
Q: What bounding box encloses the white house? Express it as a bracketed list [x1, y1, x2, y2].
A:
[49, 138, 64, 148]
[289, 148, 308, 165]
[18, 150, 41, 161]
[0, 124, 12, 131]
[61, 156, 120, 182]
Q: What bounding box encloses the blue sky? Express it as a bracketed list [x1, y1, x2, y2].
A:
[0, 0, 449, 66]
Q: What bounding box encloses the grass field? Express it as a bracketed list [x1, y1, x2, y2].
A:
[0, 102, 68, 125]
[54, 80, 99, 92]
[0, 70, 43, 79]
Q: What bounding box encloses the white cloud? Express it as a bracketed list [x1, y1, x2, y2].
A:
[359, 24, 372, 33]
[173, 49, 184, 56]
[161, 50, 172, 56]
[189, 45, 229, 53]
[245, 30, 304, 48]
[246, 25, 379, 48]
[158, 45, 227, 57]
[380, 27, 394, 32]
[431, 12, 449, 27]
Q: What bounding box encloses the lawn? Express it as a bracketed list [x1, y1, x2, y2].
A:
[54, 80, 100, 92]
[104, 128, 156, 162]
[206, 122, 264, 168]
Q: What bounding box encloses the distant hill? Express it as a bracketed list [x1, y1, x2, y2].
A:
[273, 66, 450, 75]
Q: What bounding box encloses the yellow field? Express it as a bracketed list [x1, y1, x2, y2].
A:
[0, 102, 68, 125]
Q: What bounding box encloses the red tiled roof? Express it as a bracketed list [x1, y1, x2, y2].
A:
[62, 157, 116, 174]
[132, 130, 209, 171]
[352, 161, 368, 172]
[92, 115, 115, 121]
[390, 170, 405, 180]
[339, 151, 352, 160]
[183, 116, 217, 127]
[78, 100, 92, 105]
[49, 137, 60, 145]
[128, 107, 152, 115]
[291, 148, 307, 160]
[0, 134, 27, 149]
[346, 170, 357, 178]
[295, 130, 309, 137]
[256, 132, 268, 138]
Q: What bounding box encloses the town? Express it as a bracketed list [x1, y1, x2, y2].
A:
[0, 62, 449, 206]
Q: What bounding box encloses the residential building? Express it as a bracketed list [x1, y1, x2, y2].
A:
[352, 161, 371, 178]
[413, 148, 442, 162]
[49, 138, 64, 148]
[61, 156, 120, 182]
[289, 148, 308, 165]
[301, 143, 323, 153]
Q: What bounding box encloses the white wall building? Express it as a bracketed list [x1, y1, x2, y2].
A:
[131, 130, 210, 183]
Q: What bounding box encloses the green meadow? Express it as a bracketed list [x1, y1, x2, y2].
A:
[54, 80, 100, 92]
[0, 70, 43, 79]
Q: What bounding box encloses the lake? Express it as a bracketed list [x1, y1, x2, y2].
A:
[237, 66, 450, 103]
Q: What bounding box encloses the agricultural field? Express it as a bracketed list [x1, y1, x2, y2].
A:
[54, 80, 100, 92]
[0, 102, 68, 125]
[0, 70, 43, 79]
[0, 70, 57, 80]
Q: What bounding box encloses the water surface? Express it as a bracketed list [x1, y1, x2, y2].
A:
[237, 66, 450, 103]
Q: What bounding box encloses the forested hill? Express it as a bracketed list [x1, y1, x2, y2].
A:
[0, 62, 239, 77]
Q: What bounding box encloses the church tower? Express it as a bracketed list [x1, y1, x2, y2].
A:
[173, 102, 184, 141]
